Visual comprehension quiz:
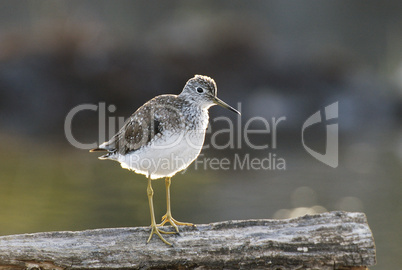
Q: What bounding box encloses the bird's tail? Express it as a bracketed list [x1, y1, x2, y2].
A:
[89, 148, 106, 152]
[89, 146, 115, 160]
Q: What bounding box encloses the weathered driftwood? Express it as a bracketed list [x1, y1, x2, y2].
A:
[0, 211, 375, 270]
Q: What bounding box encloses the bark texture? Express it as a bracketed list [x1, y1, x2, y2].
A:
[0, 211, 376, 269]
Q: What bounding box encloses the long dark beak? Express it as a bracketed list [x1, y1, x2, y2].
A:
[213, 96, 241, 115]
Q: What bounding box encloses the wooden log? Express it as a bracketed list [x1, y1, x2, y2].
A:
[0, 211, 375, 270]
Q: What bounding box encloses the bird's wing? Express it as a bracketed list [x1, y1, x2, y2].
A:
[90, 95, 185, 156]
[119, 116, 162, 154]
[104, 104, 163, 155]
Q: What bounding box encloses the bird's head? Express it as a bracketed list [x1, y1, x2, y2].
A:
[180, 75, 240, 115]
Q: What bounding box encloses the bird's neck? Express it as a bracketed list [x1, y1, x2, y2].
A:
[181, 103, 209, 131]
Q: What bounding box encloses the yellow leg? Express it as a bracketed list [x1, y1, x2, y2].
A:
[158, 177, 194, 232]
[146, 177, 174, 246]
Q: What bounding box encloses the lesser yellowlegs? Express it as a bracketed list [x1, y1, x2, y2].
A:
[90, 75, 240, 245]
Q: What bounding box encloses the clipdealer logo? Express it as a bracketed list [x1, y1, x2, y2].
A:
[302, 102, 338, 168]
[64, 102, 339, 171]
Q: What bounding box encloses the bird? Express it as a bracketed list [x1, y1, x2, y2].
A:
[90, 75, 240, 245]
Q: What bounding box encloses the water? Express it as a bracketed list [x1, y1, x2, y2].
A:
[0, 131, 400, 269]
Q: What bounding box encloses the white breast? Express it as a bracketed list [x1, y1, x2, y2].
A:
[117, 128, 206, 179]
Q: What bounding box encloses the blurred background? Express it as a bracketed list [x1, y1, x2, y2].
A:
[0, 1, 401, 269]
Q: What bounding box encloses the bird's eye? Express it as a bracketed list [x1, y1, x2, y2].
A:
[196, 87, 204, 93]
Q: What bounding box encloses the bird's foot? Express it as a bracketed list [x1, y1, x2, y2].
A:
[158, 213, 194, 233]
[147, 224, 175, 246]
